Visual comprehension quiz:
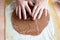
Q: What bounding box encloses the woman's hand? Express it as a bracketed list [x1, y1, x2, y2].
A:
[16, 0, 33, 20]
[32, 0, 48, 20]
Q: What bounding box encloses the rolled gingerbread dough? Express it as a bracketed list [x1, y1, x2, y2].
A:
[11, 9, 50, 36]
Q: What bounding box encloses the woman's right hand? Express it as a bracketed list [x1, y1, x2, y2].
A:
[32, 0, 48, 20]
[16, 0, 34, 20]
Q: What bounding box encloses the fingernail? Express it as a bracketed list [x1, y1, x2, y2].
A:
[33, 18, 36, 21]
[24, 17, 27, 20]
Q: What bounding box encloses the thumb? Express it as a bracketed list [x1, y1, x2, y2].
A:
[28, 0, 34, 6]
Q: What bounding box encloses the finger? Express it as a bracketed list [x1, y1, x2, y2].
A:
[22, 5, 27, 20]
[37, 8, 44, 19]
[32, 4, 38, 16]
[19, 5, 21, 19]
[16, 6, 19, 16]
[28, 0, 34, 6]
[33, 6, 41, 20]
[44, 9, 47, 16]
[26, 4, 32, 16]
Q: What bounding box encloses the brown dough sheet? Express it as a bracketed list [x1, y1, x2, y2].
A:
[11, 9, 50, 36]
